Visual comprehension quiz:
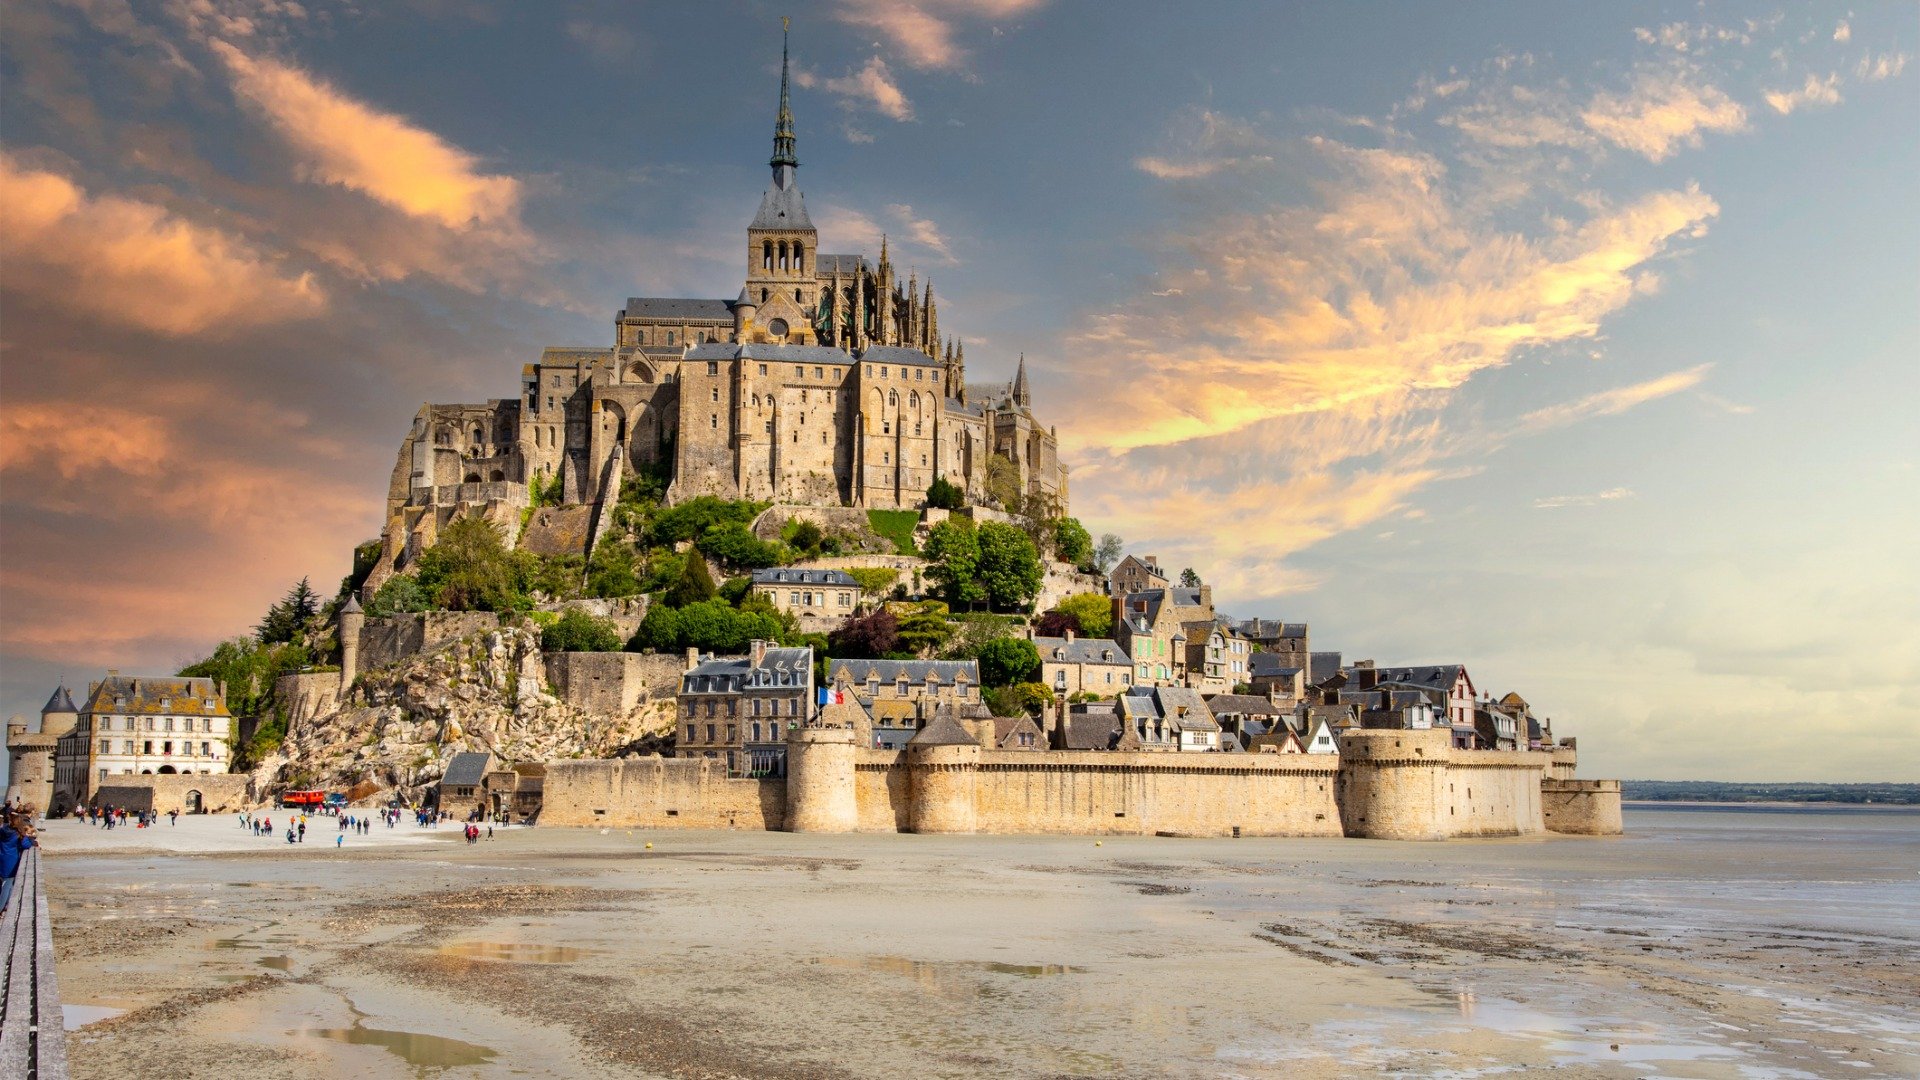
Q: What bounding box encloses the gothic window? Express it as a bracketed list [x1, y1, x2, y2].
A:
[794, 244, 804, 273]
[778, 240, 787, 271]
[763, 240, 773, 270]
[667, 331, 676, 345]
[794, 289, 802, 303]
[888, 390, 898, 406]
[472, 426, 484, 444]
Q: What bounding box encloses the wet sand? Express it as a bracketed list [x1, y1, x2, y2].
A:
[42, 808, 1920, 1078]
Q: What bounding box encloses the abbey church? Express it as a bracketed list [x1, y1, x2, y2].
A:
[372, 28, 1065, 590]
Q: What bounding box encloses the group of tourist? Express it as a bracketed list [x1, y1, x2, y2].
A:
[461, 821, 493, 844]
[79, 804, 170, 829]
[239, 810, 307, 843]
[0, 801, 39, 914]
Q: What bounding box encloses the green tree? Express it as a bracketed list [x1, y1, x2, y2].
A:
[1012, 682, 1055, 717]
[1052, 517, 1094, 569]
[925, 476, 965, 510]
[664, 554, 718, 607]
[977, 521, 1043, 611]
[541, 609, 623, 653]
[366, 573, 429, 618]
[521, 552, 585, 601]
[255, 578, 320, 644]
[977, 636, 1040, 687]
[180, 638, 310, 718]
[846, 567, 900, 596]
[1092, 533, 1125, 575]
[1054, 593, 1113, 639]
[923, 517, 986, 608]
[895, 600, 954, 656]
[783, 518, 825, 555]
[1179, 567, 1202, 588]
[415, 517, 524, 612]
[697, 522, 784, 570]
[585, 537, 642, 598]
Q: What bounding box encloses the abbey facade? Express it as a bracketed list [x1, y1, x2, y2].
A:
[373, 31, 1064, 593]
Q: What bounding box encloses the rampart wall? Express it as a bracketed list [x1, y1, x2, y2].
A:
[358, 612, 502, 673]
[543, 652, 682, 717]
[275, 672, 344, 724]
[537, 729, 1621, 840]
[540, 758, 784, 830]
[93, 774, 251, 814]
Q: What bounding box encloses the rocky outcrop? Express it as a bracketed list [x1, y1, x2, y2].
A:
[256, 626, 674, 805]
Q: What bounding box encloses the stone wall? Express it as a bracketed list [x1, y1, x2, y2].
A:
[1542, 778, 1623, 835]
[93, 774, 251, 814]
[1441, 750, 1548, 837]
[543, 651, 683, 717]
[540, 757, 784, 829]
[359, 611, 503, 673]
[966, 751, 1343, 837]
[275, 672, 344, 724]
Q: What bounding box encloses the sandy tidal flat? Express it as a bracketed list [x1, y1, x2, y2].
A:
[40, 807, 1920, 1078]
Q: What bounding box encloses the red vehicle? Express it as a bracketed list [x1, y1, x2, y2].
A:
[280, 789, 327, 808]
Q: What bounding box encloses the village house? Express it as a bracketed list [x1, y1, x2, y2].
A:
[1059, 702, 1139, 751]
[828, 658, 980, 747]
[49, 673, 236, 813]
[750, 567, 861, 630]
[679, 641, 813, 775]
[1182, 619, 1249, 694]
[1115, 586, 1213, 687]
[1119, 686, 1219, 752]
[990, 714, 1046, 750]
[1205, 693, 1293, 750]
[1237, 619, 1309, 672]
[1346, 663, 1478, 748]
[1248, 653, 1306, 703]
[438, 751, 496, 818]
[1107, 553, 1169, 598]
[1031, 632, 1133, 698]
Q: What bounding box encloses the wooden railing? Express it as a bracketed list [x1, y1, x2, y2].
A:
[1, 849, 69, 1079]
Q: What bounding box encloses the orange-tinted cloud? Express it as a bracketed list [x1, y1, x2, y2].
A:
[832, 0, 1048, 72]
[0, 150, 324, 335]
[1579, 69, 1747, 160]
[210, 39, 522, 229]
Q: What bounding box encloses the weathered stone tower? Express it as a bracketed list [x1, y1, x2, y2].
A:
[338, 594, 365, 687]
[906, 715, 981, 834]
[1336, 727, 1451, 840]
[5, 685, 79, 814]
[784, 726, 858, 832]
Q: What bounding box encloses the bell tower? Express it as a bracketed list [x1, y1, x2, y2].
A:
[743, 18, 819, 345]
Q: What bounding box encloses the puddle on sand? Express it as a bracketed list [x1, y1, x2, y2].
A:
[297, 1025, 498, 1069]
[257, 955, 293, 971]
[810, 955, 1079, 1002]
[62, 1004, 126, 1029]
[438, 941, 594, 963]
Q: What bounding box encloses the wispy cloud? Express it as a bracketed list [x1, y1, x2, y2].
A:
[210, 40, 523, 229]
[1765, 73, 1843, 114]
[1516, 364, 1713, 434]
[1833, 20, 1852, 44]
[801, 55, 916, 121]
[1534, 486, 1635, 509]
[1580, 69, 1748, 161]
[831, 0, 1048, 72]
[0, 150, 324, 335]
[885, 203, 956, 263]
[1856, 53, 1910, 81]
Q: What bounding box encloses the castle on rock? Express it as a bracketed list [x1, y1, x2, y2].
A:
[373, 29, 1065, 590]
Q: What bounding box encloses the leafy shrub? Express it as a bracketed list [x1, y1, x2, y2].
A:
[976, 521, 1043, 612]
[1053, 593, 1113, 639]
[664, 555, 718, 608]
[697, 521, 785, 570]
[367, 573, 429, 618]
[629, 599, 782, 654]
[846, 567, 900, 595]
[925, 477, 965, 510]
[977, 637, 1040, 687]
[542, 609, 623, 653]
[829, 607, 900, 659]
[649, 496, 766, 547]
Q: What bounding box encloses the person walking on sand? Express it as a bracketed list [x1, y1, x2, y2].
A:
[297, 818, 306, 843]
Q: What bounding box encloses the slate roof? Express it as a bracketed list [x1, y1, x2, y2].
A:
[859, 345, 944, 368]
[539, 346, 613, 365]
[42, 685, 79, 715]
[831, 659, 979, 687]
[82, 676, 230, 717]
[1248, 654, 1303, 679]
[751, 181, 813, 230]
[816, 254, 867, 275]
[908, 712, 978, 747]
[682, 647, 814, 694]
[621, 298, 736, 322]
[1032, 636, 1131, 665]
[1063, 711, 1126, 750]
[1204, 694, 1286, 718]
[1156, 687, 1219, 732]
[752, 567, 859, 587]
[1307, 652, 1344, 685]
[442, 751, 493, 788]
[1237, 619, 1307, 640]
[742, 343, 854, 362]
[1358, 664, 1467, 691]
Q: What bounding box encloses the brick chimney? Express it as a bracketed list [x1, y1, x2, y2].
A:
[685, 647, 700, 672]
[750, 639, 768, 666]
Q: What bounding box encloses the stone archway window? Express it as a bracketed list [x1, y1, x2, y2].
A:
[763, 240, 774, 270]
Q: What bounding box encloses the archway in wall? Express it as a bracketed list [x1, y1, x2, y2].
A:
[490, 470, 505, 482]
[158, 765, 177, 774]
[465, 472, 482, 483]
[185, 790, 203, 813]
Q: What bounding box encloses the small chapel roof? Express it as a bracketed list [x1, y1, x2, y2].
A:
[621, 297, 736, 322]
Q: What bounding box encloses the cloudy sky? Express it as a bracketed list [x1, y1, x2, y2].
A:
[2, 1, 1914, 783]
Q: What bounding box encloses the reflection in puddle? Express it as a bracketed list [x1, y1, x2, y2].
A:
[62, 1004, 126, 1029]
[299, 1025, 498, 1069]
[439, 941, 594, 963]
[257, 955, 293, 971]
[811, 955, 1078, 1002]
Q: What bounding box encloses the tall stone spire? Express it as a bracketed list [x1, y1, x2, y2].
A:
[770, 17, 798, 186]
[923, 280, 937, 353]
[1013, 353, 1030, 408]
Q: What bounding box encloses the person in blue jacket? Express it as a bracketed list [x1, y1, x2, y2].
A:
[1, 812, 39, 914]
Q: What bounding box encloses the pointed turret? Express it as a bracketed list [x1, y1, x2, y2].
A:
[923, 280, 937, 353]
[1013, 353, 1030, 408]
[955, 339, 967, 404]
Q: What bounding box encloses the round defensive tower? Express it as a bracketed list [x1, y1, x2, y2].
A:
[339, 594, 365, 686]
[785, 726, 858, 833]
[1336, 727, 1451, 841]
[906, 713, 982, 835]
